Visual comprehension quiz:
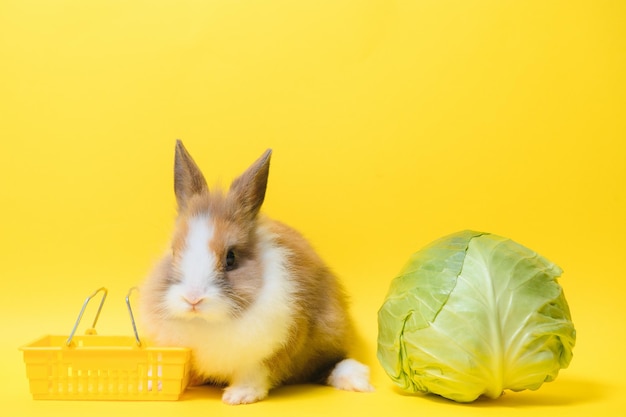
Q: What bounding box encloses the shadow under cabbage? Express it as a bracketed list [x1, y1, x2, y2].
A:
[391, 377, 611, 407]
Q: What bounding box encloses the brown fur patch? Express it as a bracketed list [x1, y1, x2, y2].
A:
[259, 218, 354, 386]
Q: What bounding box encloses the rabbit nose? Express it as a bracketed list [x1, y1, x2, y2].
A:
[183, 296, 205, 308]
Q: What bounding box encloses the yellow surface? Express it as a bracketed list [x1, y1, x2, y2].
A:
[1, 1, 625, 416]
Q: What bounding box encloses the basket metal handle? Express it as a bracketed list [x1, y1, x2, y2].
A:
[66, 286, 143, 348]
[66, 287, 108, 346]
[125, 287, 142, 347]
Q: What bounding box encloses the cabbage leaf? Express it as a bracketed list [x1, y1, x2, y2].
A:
[377, 230, 575, 402]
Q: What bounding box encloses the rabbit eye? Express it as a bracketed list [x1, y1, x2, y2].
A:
[225, 249, 236, 270]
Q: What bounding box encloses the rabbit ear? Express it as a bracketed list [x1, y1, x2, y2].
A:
[174, 140, 208, 211]
[230, 149, 272, 221]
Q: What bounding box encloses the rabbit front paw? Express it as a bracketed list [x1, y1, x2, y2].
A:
[222, 384, 268, 405]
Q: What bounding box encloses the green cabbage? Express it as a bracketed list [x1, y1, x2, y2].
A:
[377, 230, 576, 402]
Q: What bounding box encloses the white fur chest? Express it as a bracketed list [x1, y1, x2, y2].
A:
[166, 309, 289, 380]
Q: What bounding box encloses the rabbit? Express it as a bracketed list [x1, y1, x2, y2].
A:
[138, 140, 373, 405]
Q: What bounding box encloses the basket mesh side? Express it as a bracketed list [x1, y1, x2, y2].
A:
[23, 348, 189, 400]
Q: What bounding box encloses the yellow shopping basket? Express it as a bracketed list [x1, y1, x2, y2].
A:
[20, 287, 191, 400]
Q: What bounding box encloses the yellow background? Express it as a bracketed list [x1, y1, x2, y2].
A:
[1, 1, 625, 416]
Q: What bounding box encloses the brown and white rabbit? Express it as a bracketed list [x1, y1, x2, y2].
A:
[139, 141, 373, 404]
